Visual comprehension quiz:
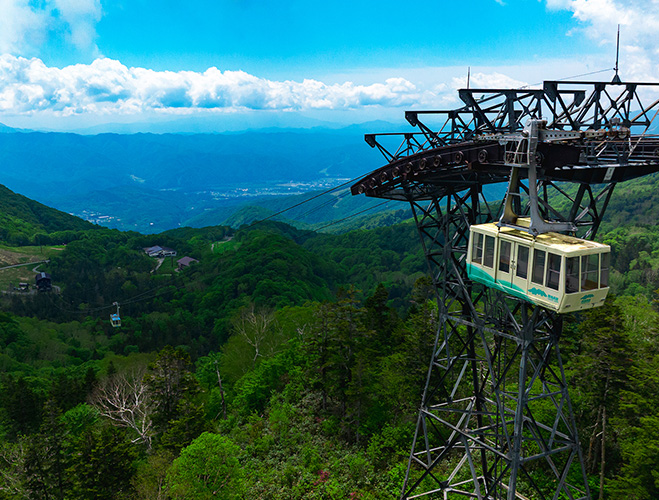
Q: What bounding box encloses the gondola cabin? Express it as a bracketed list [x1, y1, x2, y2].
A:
[110, 313, 121, 328]
[467, 222, 610, 313]
[110, 302, 121, 327]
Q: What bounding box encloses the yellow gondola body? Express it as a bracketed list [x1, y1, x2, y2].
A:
[467, 221, 610, 313]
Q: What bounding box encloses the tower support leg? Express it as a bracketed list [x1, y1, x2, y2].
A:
[401, 187, 591, 500]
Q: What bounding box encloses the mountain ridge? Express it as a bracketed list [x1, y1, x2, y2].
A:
[0, 184, 95, 244]
[0, 127, 385, 232]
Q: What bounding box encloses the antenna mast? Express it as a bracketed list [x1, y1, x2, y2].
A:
[613, 24, 621, 83]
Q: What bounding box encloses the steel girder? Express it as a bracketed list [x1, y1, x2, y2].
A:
[351, 79, 659, 500]
[399, 180, 606, 499]
[361, 80, 659, 165]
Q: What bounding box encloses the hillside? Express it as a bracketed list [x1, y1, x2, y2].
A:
[0, 190, 657, 498]
[600, 171, 659, 231]
[0, 184, 94, 244]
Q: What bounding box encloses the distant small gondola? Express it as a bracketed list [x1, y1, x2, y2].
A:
[110, 313, 121, 327]
[110, 302, 121, 327]
[467, 220, 610, 313]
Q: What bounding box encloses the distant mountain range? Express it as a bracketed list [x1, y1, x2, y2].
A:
[0, 125, 404, 232]
[0, 118, 657, 240]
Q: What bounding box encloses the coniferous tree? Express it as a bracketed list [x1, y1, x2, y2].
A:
[572, 299, 631, 499]
[144, 346, 202, 447]
[67, 424, 137, 500]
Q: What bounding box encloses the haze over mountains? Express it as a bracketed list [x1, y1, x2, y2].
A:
[0, 122, 404, 233]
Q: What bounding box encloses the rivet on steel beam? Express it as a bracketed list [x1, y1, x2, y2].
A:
[369, 178, 377, 189]
[478, 150, 488, 163]
[455, 151, 464, 163]
[357, 184, 366, 194]
[419, 158, 427, 170]
[380, 171, 388, 182]
[433, 155, 442, 167]
[405, 162, 413, 173]
[393, 166, 401, 177]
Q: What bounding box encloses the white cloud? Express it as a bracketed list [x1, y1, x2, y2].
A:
[545, 0, 659, 80]
[0, 55, 450, 117]
[0, 0, 101, 56]
[0, 55, 545, 122]
[52, 0, 103, 52]
[451, 72, 528, 90]
[0, 0, 49, 54]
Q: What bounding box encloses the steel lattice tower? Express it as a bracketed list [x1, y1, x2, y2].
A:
[351, 80, 659, 499]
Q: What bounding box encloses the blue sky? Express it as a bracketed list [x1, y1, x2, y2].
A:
[0, 0, 656, 132]
[90, 1, 581, 77]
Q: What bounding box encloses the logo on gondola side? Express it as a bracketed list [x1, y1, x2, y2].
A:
[529, 287, 559, 302]
[581, 293, 594, 304]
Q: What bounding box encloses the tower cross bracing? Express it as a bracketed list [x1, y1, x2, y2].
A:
[351, 80, 659, 500]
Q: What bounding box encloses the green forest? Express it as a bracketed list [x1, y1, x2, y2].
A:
[0, 181, 658, 499]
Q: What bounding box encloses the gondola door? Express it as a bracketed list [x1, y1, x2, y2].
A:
[510, 242, 530, 298]
[496, 239, 513, 288]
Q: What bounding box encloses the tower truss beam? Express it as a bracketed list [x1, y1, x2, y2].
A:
[351, 79, 659, 500]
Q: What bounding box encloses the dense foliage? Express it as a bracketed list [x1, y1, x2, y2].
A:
[0, 184, 658, 499]
[0, 185, 94, 246]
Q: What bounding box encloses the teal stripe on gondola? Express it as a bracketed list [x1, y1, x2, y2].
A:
[466, 263, 533, 303]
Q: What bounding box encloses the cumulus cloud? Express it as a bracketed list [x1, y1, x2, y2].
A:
[0, 55, 447, 116]
[0, 0, 101, 56]
[545, 0, 659, 80]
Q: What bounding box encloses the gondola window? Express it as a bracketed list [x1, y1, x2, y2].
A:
[517, 246, 529, 279]
[532, 250, 546, 285]
[499, 241, 511, 273]
[484, 236, 495, 268]
[582, 254, 599, 290]
[546, 253, 561, 291]
[472, 233, 483, 265]
[600, 253, 610, 288]
[566, 257, 579, 293]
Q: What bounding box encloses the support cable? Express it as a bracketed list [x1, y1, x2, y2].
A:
[248, 173, 381, 227]
[313, 200, 392, 231]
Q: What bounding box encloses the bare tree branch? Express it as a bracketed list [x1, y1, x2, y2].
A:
[232, 305, 276, 365]
[89, 370, 153, 450]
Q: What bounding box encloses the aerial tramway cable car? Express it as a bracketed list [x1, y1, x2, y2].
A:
[467, 219, 610, 313]
[110, 302, 121, 328]
[466, 119, 611, 313]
